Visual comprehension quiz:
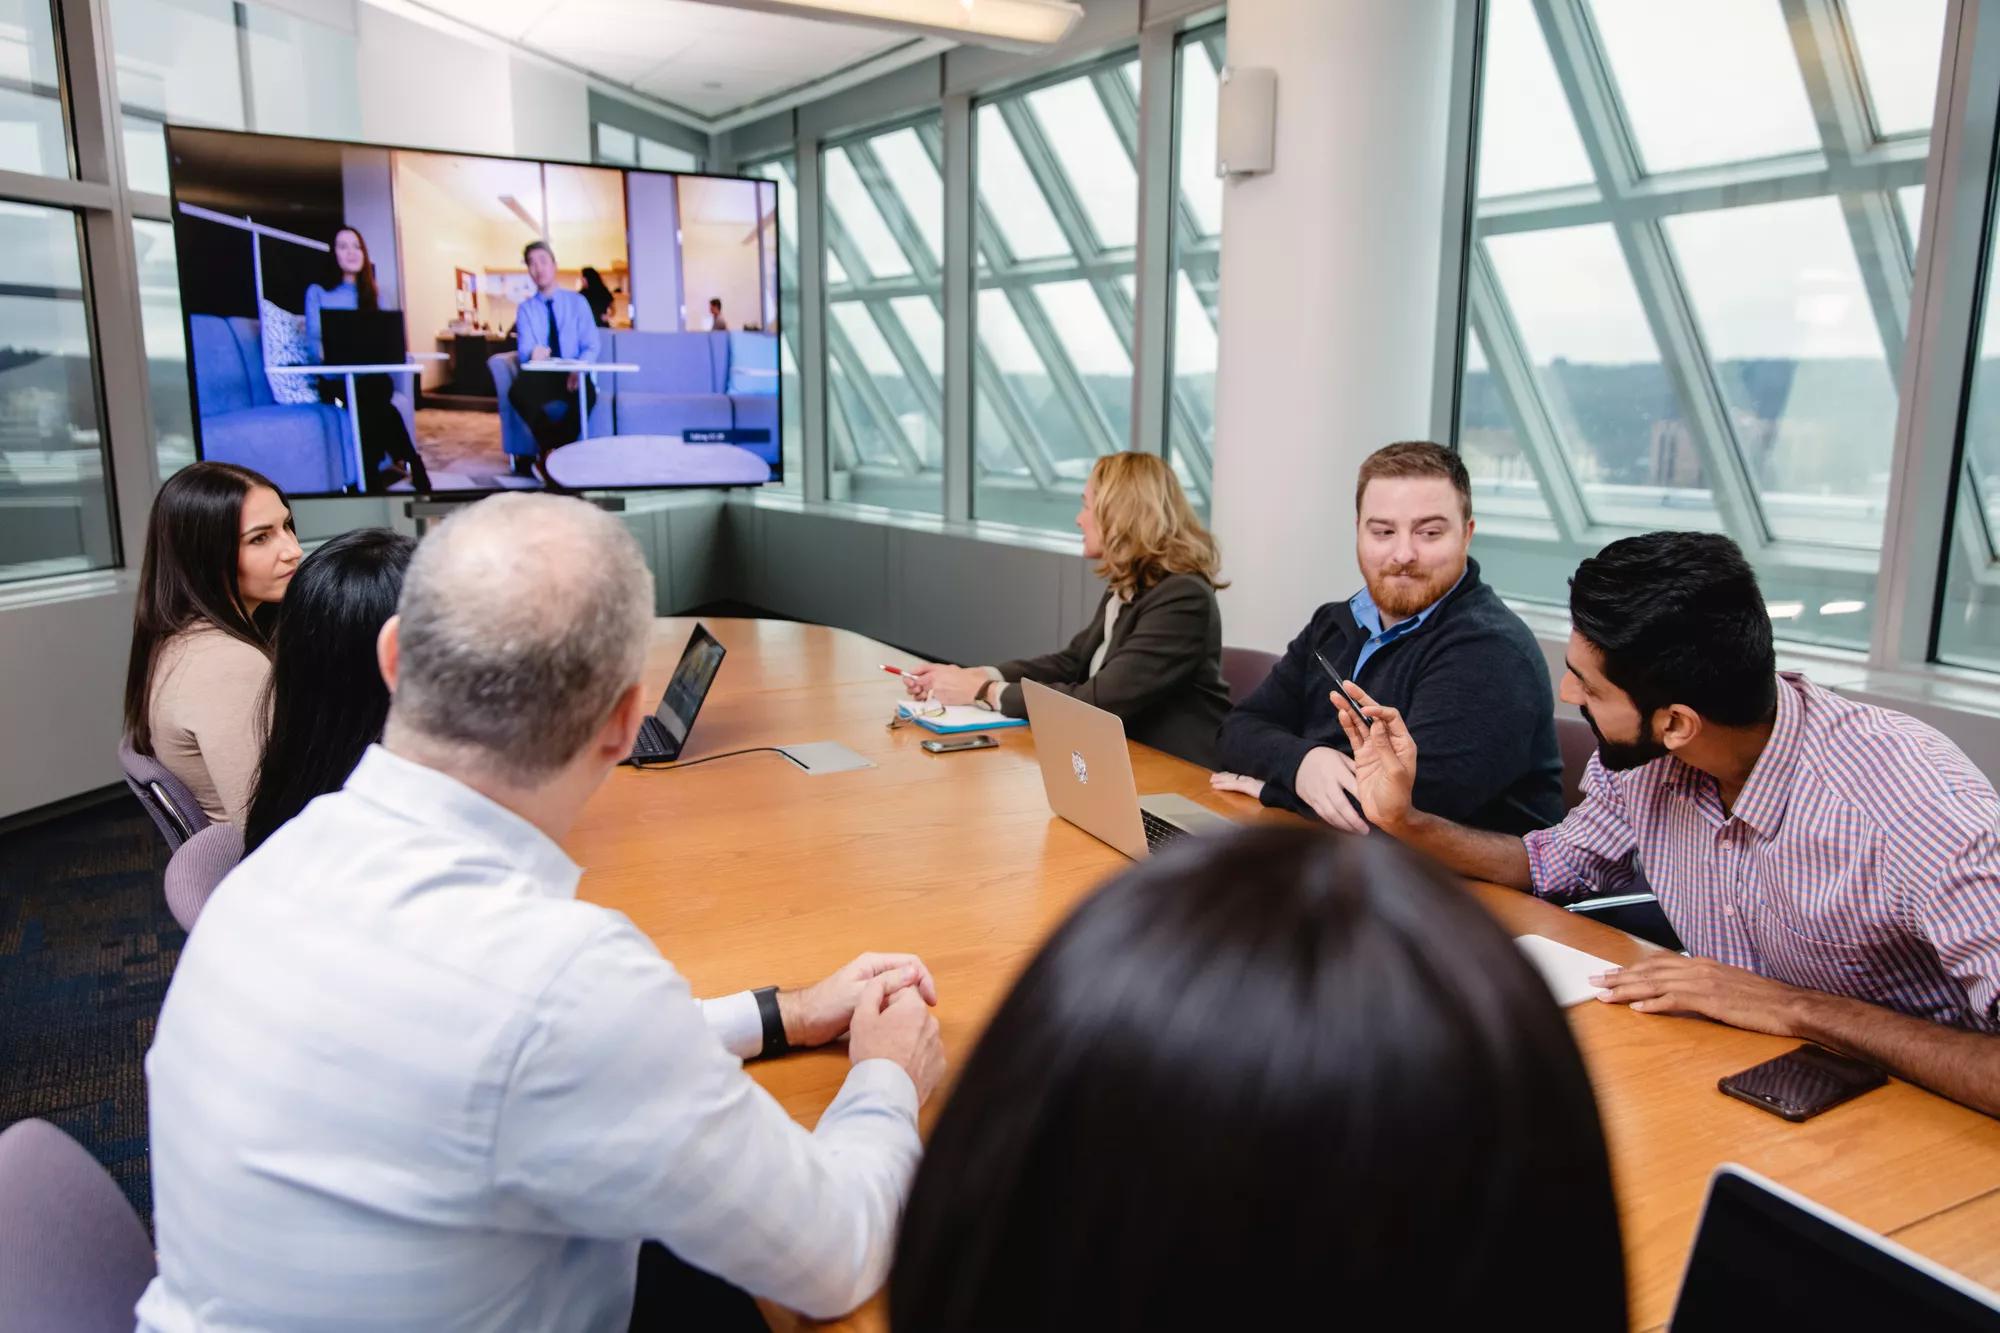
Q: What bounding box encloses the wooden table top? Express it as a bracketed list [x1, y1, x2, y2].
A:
[569, 619, 2000, 1332]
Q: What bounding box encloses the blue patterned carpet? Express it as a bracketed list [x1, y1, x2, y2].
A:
[0, 795, 180, 1224]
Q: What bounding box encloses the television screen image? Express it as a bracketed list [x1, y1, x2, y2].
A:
[165, 126, 782, 497]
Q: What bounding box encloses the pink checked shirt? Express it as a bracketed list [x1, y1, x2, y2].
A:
[1524, 673, 2000, 1033]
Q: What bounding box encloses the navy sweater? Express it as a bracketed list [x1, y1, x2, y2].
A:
[1215, 559, 1563, 835]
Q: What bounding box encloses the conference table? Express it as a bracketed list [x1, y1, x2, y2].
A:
[571, 618, 2000, 1331]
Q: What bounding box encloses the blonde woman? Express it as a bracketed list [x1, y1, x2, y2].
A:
[905, 451, 1230, 767]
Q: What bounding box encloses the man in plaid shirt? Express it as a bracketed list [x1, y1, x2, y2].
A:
[1337, 531, 2000, 1117]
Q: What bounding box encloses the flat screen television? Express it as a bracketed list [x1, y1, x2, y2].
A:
[165, 125, 782, 498]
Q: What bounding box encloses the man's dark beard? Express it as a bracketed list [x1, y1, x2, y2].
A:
[1581, 704, 1670, 772]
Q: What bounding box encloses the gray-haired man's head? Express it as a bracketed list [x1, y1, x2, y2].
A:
[386, 493, 654, 785]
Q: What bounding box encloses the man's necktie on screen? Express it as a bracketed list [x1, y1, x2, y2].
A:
[546, 297, 563, 359]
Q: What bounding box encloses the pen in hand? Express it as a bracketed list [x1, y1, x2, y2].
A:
[1313, 650, 1372, 729]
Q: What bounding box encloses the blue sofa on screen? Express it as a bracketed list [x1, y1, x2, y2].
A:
[603, 331, 734, 441]
[489, 350, 617, 463]
[189, 314, 354, 494]
[725, 331, 781, 467]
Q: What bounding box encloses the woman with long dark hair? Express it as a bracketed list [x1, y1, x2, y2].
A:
[579, 266, 615, 328]
[890, 826, 1628, 1332]
[304, 224, 429, 492]
[123, 461, 301, 826]
[243, 528, 415, 853]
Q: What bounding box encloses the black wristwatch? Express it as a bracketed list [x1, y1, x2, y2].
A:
[752, 986, 790, 1061]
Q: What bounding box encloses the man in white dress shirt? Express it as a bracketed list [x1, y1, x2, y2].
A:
[137, 492, 945, 1332]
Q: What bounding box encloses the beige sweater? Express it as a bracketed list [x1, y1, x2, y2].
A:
[147, 625, 271, 826]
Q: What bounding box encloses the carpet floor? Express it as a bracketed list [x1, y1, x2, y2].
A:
[0, 794, 179, 1224]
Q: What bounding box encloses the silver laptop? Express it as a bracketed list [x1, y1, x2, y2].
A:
[1669, 1164, 2000, 1329]
[1021, 679, 1236, 859]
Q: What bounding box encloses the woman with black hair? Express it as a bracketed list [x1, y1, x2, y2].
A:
[243, 528, 416, 854]
[580, 266, 615, 328]
[123, 461, 301, 826]
[304, 224, 429, 492]
[890, 825, 1627, 1332]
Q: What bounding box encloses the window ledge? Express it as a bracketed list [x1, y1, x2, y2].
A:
[733, 490, 1088, 559]
[0, 568, 132, 613]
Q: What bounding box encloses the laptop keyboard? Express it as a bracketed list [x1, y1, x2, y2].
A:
[630, 716, 675, 763]
[1141, 808, 1187, 852]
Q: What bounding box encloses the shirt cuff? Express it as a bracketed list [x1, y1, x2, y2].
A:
[831, 1058, 921, 1127]
[699, 990, 765, 1061]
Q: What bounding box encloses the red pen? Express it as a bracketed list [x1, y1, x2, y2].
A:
[880, 664, 912, 677]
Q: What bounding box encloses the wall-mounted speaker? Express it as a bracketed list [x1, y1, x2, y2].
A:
[1216, 66, 1276, 178]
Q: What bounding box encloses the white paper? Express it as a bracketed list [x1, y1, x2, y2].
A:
[1515, 934, 1616, 1008]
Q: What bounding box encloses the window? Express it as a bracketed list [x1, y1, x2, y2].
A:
[823, 117, 944, 514]
[744, 156, 802, 493]
[973, 55, 1140, 532]
[133, 217, 193, 476]
[1935, 168, 2000, 669]
[1452, 0, 1945, 650]
[1166, 27, 1222, 515]
[0, 202, 112, 584]
[0, 0, 68, 177]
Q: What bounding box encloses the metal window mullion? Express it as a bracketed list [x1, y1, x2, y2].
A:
[939, 100, 972, 522]
[842, 138, 941, 286]
[1784, 0, 1915, 377]
[862, 294, 944, 421]
[798, 141, 830, 503]
[1538, 0, 1771, 551]
[995, 98, 1108, 271]
[969, 210, 1071, 483]
[1874, 0, 2000, 665]
[1467, 246, 1592, 543]
[971, 345, 1059, 487]
[1132, 21, 1175, 456]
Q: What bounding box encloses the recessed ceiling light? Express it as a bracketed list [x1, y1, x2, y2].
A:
[692, 0, 1084, 50]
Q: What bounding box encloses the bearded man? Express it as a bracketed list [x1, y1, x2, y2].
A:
[1211, 440, 1563, 835]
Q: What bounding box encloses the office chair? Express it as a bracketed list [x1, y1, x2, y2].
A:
[1220, 646, 1280, 705]
[117, 736, 209, 854]
[0, 1119, 156, 1332]
[164, 822, 243, 933]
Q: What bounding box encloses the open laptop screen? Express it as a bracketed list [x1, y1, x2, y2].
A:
[1671, 1166, 2000, 1330]
[658, 625, 726, 746]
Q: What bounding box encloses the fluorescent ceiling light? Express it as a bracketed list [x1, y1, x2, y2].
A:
[695, 0, 1084, 51]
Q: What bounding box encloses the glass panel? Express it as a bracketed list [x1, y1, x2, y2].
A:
[1899, 184, 1925, 256]
[745, 157, 801, 491]
[822, 142, 911, 281]
[974, 59, 1140, 530]
[1587, 0, 1819, 173]
[871, 127, 943, 266]
[1176, 39, 1223, 236]
[975, 103, 1067, 263]
[133, 218, 194, 477]
[1936, 193, 2000, 668]
[1025, 64, 1138, 251]
[1477, 0, 1593, 198]
[1844, 0, 1947, 139]
[111, 0, 246, 194]
[1169, 31, 1225, 516]
[597, 123, 636, 163]
[0, 203, 112, 584]
[1668, 197, 1894, 554]
[824, 117, 942, 513]
[638, 137, 697, 171]
[0, 0, 68, 177]
[1458, 327, 1554, 526]
[1485, 225, 1716, 528]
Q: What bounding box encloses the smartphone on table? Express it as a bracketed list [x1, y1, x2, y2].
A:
[1718, 1044, 1887, 1122]
[922, 734, 999, 755]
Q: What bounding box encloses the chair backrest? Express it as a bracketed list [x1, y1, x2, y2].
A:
[117, 735, 209, 854]
[1556, 713, 1598, 810]
[164, 821, 243, 933]
[188, 312, 253, 416]
[609, 330, 727, 394]
[0, 1119, 156, 1332]
[1220, 646, 1280, 705]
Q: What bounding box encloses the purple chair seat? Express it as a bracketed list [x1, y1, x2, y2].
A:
[0, 1119, 156, 1332]
[165, 822, 243, 932]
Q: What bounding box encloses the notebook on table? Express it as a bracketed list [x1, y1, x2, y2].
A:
[895, 702, 1027, 734]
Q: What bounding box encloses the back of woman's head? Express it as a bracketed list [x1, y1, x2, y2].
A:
[1089, 450, 1225, 596]
[890, 826, 1626, 1332]
[122, 461, 282, 753]
[243, 528, 415, 852]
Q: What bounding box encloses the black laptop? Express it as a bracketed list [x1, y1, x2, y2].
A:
[627, 625, 726, 765]
[1669, 1165, 2000, 1330]
[319, 308, 408, 367]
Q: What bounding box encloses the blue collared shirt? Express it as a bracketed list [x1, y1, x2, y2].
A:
[515, 287, 601, 365]
[1348, 566, 1467, 678]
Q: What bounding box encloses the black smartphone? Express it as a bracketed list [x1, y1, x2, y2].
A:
[922, 734, 998, 754]
[1718, 1044, 1887, 1122]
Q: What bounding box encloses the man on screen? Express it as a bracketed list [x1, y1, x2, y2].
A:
[708, 297, 729, 332]
[508, 239, 601, 477]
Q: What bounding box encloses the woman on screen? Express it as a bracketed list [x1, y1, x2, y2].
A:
[303, 225, 429, 492]
[901, 451, 1230, 767]
[889, 827, 1627, 1331]
[123, 461, 300, 828]
[580, 267, 615, 328]
[244, 528, 415, 853]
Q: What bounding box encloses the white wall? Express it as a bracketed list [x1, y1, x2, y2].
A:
[1208, 0, 1460, 651]
[509, 56, 593, 164]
